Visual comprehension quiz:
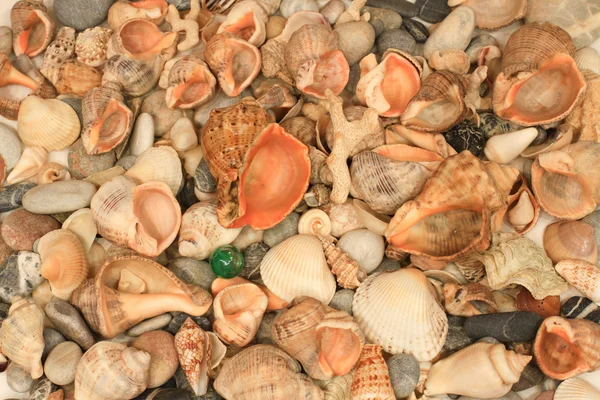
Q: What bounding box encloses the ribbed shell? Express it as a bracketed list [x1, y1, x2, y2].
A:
[284, 24, 337, 78]
[352, 268, 448, 361]
[350, 344, 395, 400]
[555, 378, 600, 400]
[318, 235, 366, 290]
[350, 151, 430, 215]
[203, 0, 240, 14]
[40, 27, 76, 86]
[260, 234, 336, 304]
[165, 55, 216, 109]
[555, 260, 600, 302]
[575, 47, 600, 74]
[103, 55, 164, 97]
[174, 318, 212, 396]
[280, 116, 317, 147]
[11, 0, 55, 57]
[125, 146, 183, 195]
[544, 221, 598, 264]
[37, 229, 89, 301]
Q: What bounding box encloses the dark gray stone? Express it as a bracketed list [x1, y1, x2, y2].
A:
[386, 353, 420, 398]
[531, 126, 548, 146]
[444, 120, 486, 157]
[371, 257, 402, 274]
[256, 312, 277, 344]
[167, 0, 191, 10]
[263, 212, 299, 248]
[59, 96, 83, 126]
[54, 0, 114, 31]
[166, 312, 212, 335]
[444, 315, 473, 351]
[511, 364, 543, 392]
[0, 251, 43, 303]
[45, 298, 95, 350]
[178, 178, 198, 212]
[479, 112, 522, 139]
[416, 0, 452, 23]
[6, 362, 34, 393]
[329, 289, 354, 315]
[42, 328, 67, 360]
[346, 63, 362, 94]
[116, 155, 138, 170]
[365, 0, 418, 17]
[146, 388, 194, 400]
[0, 301, 9, 325]
[174, 368, 223, 399]
[0, 182, 36, 213]
[369, 18, 385, 37]
[459, 392, 523, 400]
[241, 242, 268, 280]
[402, 18, 429, 43]
[376, 29, 416, 55]
[168, 258, 216, 293]
[464, 312, 543, 343]
[194, 159, 217, 193]
[562, 296, 600, 324]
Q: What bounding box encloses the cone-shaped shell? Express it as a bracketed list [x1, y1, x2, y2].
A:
[125, 146, 183, 195]
[103, 55, 164, 97]
[260, 235, 336, 304]
[555, 259, 600, 302]
[555, 377, 600, 400]
[318, 234, 367, 290]
[544, 221, 598, 265]
[165, 56, 216, 109]
[534, 316, 600, 380]
[213, 283, 268, 346]
[6, 146, 47, 185]
[352, 268, 448, 361]
[425, 342, 532, 398]
[11, 0, 55, 57]
[205, 33, 261, 97]
[74, 341, 150, 400]
[107, 0, 169, 30]
[70, 252, 212, 338]
[350, 344, 395, 400]
[174, 318, 212, 396]
[17, 96, 81, 152]
[106, 19, 178, 61]
[217, 0, 268, 47]
[449, 0, 527, 30]
[38, 229, 89, 301]
[90, 175, 182, 257]
[213, 344, 324, 399]
[0, 298, 44, 379]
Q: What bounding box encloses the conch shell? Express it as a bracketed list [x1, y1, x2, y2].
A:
[174, 318, 213, 396]
[448, 0, 527, 30]
[107, 0, 169, 29]
[90, 175, 181, 257]
[74, 341, 150, 400]
[106, 19, 178, 61]
[443, 282, 497, 317]
[531, 141, 600, 220]
[534, 316, 600, 380]
[492, 22, 586, 126]
[0, 297, 44, 379]
[11, 0, 55, 57]
[350, 344, 395, 400]
[165, 56, 216, 109]
[70, 251, 212, 338]
[217, 0, 269, 46]
[555, 259, 600, 302]
[425, 342, 532, 398]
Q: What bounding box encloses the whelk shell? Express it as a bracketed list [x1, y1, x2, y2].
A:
[107, 0, 169, 30]
[0, 52, 38, 90]
[350, 344, 395, 400]
[217, 0, 269, 46]
[75, 27, 113, 67]
[103, 55, 165, 97]
[106, 19, 178, 61]
[125, 146, 183, 195]
[165, 56, 217, 109]
[544, 221, 598, 265]
[448, 0, 527, 30]
[11, 0, 55, 57]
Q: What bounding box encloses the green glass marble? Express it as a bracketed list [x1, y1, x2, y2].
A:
[210, 245, 245, 278]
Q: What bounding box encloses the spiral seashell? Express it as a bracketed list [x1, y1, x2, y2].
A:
[555, 259, 600, 302]
[11, 0, 55, 57]
[103, 55, 165, 97]
[178, 200, 242, 260]
[106, 19, 178, 62]
[76, 27, 113, 67]
[165, 56, 217, 109]
[205, 33, 261, 97]
[297, 208, 332, 236]
[575, 47, 600, 75]
[0, 52, 38, 90]
[352, 268, 448, 361]
[38, 229, 89, 301]
[74, 341, 150, 400]
[90, 175, 182, 257]
[555, 377, 600, 400]
[425, 342, 532, 398]
[544, 221, 598, 265]
[174, 318, 213, 396]
[62, 208, 97, 252]
[5, 146, 46, 185]
[350, 344, 395, 400]
[107, 0, 169, 30]
[17, 96, 81, 152]
[316, 309, 365, 376]
[0, 297, 44, 379]
[506, 176, 539, 234]
[317, 235, 366, 290]
[125, 146, 183, 195]
[443, 282, 497, 317]
[213, 283, 268, 346]
[35, 162, 71, 185]
[281, 116, 317, 147]
[217, 0, 269, 46]
[40, 27, 75, 83]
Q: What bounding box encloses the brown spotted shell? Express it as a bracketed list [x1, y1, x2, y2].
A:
[11, 0, 55, 57]
[174, 318, 212, 396]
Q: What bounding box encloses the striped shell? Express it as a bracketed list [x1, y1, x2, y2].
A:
[555, 378, 600, 400]
[174, 318, 212, 396]
[350, 344, 395, 400]
[165, 55, 216, 109]
[11, 0, 55, 57]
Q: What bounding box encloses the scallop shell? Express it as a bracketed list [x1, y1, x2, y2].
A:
[555, 377, 600, 400]
[5, 146, 46, 185]
[350, 344, 395, 400]
[74, 341, 150, 400]
[544, 221, 598, 265]
[448, 0, 527, 30]
[0, 297, 44, 379]
[575, 47, 600, 74]
[174, 318, 212, 396]
[260, 234, 336, 304]
[217, 0, 269, 46]
[125, 146, 183, 195]
[17, 96, 81, 152]
[103, 55, 165, 97]
[165, 56, 217, 109]
[11, 0, 55, 57]
[76, 27, 113, 67]
[107, 0, 169, 30]
[106, 19, 178, 61]
[555, 259, 600, 302]
[352, 268, 448, 361]
[62, 208, 97, 253]
[37, 230, 89, 301]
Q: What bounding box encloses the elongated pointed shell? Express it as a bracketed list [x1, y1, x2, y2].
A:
[174, 318, 212, 396]
[261, 235, 336, 304]
[11, 0, 55, 57]
[125, 146, 183, 195]
[217, 0, 268, 47]
[353, 268, 447, 361]
[106, 19, 178, 61]
[0, 298, 44, 379]
[425, 342, 531, 398]
[75, 342, 150, 400]
[350, 344, 395, 400]
[6, 146, 47, 185]
[38, 229, 89, 301]
[165, 56, 216, 109]
[318, 235, 366, 290]
[555, 377, 600, 400]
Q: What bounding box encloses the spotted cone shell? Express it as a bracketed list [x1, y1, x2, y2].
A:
[174, 318, 212, 396]
[350, 344, 395, 400]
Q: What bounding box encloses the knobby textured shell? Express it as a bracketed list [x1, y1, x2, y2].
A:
[350, 344, 395, 400]
[103, 55, 165, 97]
[565, 70, 600, 142]
[76, 27, 113, 67]
[165, 56, 217, 109]
[318, 234, 367, 290]
[11, 0, 55, 57]
[352, 268, 448, 361]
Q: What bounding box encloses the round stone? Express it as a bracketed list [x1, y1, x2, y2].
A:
[371, 257, 402, 274]
[54, 0, 114, 31]
[365, 0, 418, 17]
[241, 242, 268, 280]
[256, 312, 277, 345]
[22, 180, 97, 214]
[116, 154, 138, 170]
[335, 21, 376, 66]
[168, 257, 216, 292]
[7, 362, 34, 393]
[364, 7, 403, 31]
[402, 18, 429, 43]
[562, 296, 600, 324]
[59, 96, 83, 126]
[444, 121, 486, 156]
[386, 353, 420, 398]
[369, 18, 384, 37]
[126, 313, 173, 337]
[1, 209, 60, 251]
[376, 29, 416, 55]
[263, 212, 299, 248]
[132, 331, 179, 388]
[44, 298, 95, 350]
[0, 251, 43, 303]
[210, 245, 245, 279]
[0, 182, 36, 213]
[42, 328, 67, 360]
[194, 158, 217, 193]
[44, 341, 83, 386]
[329, 289, 355, 315]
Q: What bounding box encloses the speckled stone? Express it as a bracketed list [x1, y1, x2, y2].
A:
[59, 96, 83, 126]
[444, 121, 486, 157]
[29, 377, 56, 400]
[329, 289, 354, 315]
[44, 298, 95, 350]
[336, 21, 376, 66]
[402, 18, 429, 43]
[194, 159, 217, 193]
[562, 296, 600, 323]
[7, 362, 34, 393]
[256, 312, 277, 344]
[386, 353, 420, 398]
[376, 29, 416, 55]
[167, 258, 216, 293]
[479, 112, 522, 139]
[512, 364, 544, 392]
[364, 7, 403, 31]
[365, 0, 418, 17]
[263, 212, 299, 248]
[54, 0, 113, 31]
[0, 182, 36, 213]
[166, 312, 211, 335]
[1, 209, 60, 251]
[444, 315, 473, 352]
[241, 242, 268, 280]
[126, 313, 173, 337]
[415, 0, 452, 23]
[371, 257, 402, 274]
[68, 139, 117, 179]
[42, 328, 66, 360]
[464, 312, 543, 342]
[0, 251, 43, 303]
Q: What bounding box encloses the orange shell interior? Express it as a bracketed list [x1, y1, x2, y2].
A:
[401, 82, 463, 132]
[16, 10, 52, 57]
[318, 326, 362, 376]
[130, 0, 168, 11]
[221, 11, 257, 42]
[84, 98, 132, 154]
[230, 123, 310, 229]
[296, 49, 349, 99]
[222, 39, 260, 96]
[380, 54, 421, 117]
[119, 20, 177, 60]
[168, 66, 214, 109]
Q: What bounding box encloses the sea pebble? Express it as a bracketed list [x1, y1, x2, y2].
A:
[178, 178, 199, 212]
[44, 342, 82, 386]
[7, 362, 34, 393]
[402, 18, 429, 43]
[194, 159, 217, 194]
[561, 296, 600, 324]
[423, 6, 476, 60]
[346, 63, 361, 94]
[321, 0, 345, 24]
[444, 121, 486, 156]
[337, 229, 385, 273]
[141, 90, 184, 137]
[415, 0, 452, 23]
[145, 388, 195, 400]
[371, 257, 402, 274]
[335, 21, 376, 66]
[1, 209, 60, 251]
[130, 114, 156, 157]
[376, 29, 416, 55]
[365, 0, 418, 18]
[59, 96, 84, 126]
[68, 139, 117, 179]
[42, 329, 67, 360]
[166, 312, 211, 335]
[116, 155, 138, 171]
[241, 242, 268, 280]
[194, 90, 250, 127]
[263, 212, 299, 248]
[464, 311, 543, 343]
[22, 180, 97, 214]
[126, 313, 174, 337]
[0, 251, 43, 303]
[44, 298, 95, 350]
[386, 353, 420, 398]
[478, 112, 522, 139]
[167, 258, 216, 292]
[364, 7, 403, 31]
[0, 301, 9, 325]
[256, 312, 277, 345]
[167, 0, 191, 10]
[0, 182, 36, 213]
[0, 123, 22, 171]
[329, 289, 354, 315]
[170, 118, 198, 152]
[512, 364, 544, 392]
[444, 315, 473, 351]
[54, 0, 113, 31]
[531, 127, 548, 146]
[29, 377, 56, 400]
[0, 231, 12, 265]
[132, 331, 179, 388]
[266, 16, 286, 39]
[369, 18, 384, 37]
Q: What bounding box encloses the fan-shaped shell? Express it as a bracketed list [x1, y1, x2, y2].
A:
[260, 234, 336, 304]
[106, 19, 178, 61]
[103, 55, 165, 97]
[555, 377, 600, 400]
[352, 268, 448, 361]
[107, 0, 169, 30]
[350, 344, 395, 400]
[165, 56, 217, 109]
[125, 146, 183, 195]
[174, 318, 213, 396]
[217, 0, 269, 46]
[11, 0, 55, 57]
[449, 0, 527, 30]
[544, 221, 598, 265]
[575, 47, 600, 74]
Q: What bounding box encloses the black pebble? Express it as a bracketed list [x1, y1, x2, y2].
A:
[464, 312, 543, 342]
[402, 19, 429, 43]
[0, 182, 36, 213]
[415, 0, 452, 23]
[562, 296, 600, 324]
[166, 312, 212, 334]
[444, 121, 486, 156]
[365, 0, 419, 17]
[512, 364, 544, 392]
[443, 315, 473, 352]
[177, 177, 199, 212]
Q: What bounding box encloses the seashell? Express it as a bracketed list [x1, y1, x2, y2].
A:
[516, 288, 560, 319]
[214, 344, 324, 399]
[213, 283, 268, 346]
[125, 146, 183, 195]
[106, 19, 178, 61]
[90, 175, 181, 257]
[575, 47, 600, 74]
[506, 179, 539, 234]
[534, 316, 600, 380]
[353, 268, 448, 361]
[297, 208, 331, 237]
[280, 0, 319, 18]
[544, 221, 598, 265]
[11, 0, 55, 57]
[281, 116, 317, 147]
[62, 208, 97, 253]
[107, 0, 169, 30]
[38, 230, 89, 301]
[17, 96, 81, 152]
[425, 342, 532, 398]
[352, 199, 390, 236]
[356, 50, 421, 117]
[492, 23, 586, 126]
[314, 373, 353, 400]
[350, 150, 431, 215]
[1, 297, 44, 380]
[423, 6, 475, 61]
[304, 184, 330, 209]
[35, 162, 71, 185]
[0, 27, 13, 55]
[565, 70, 600, 142]
[205, 33, 261, 97]
[484, 127, 539, 164]
[555, 259, 600, 302]
[260, 234, 337, 304]
[385, 124, 456, 158]
[165, 56, 216, 109]
[428, 49, 470, 75]
[75, 27, 113, 68]
[169, 118, 198, 152]
[285, 24, 348, 98]
[165, 4, 200, 51]
[443, 282, 497, 317]
[204, 0, 242, 13]
[211, 276, 289, 311]
[320, 0, 345, 24]
[103, 55, 165, 97]
[448, 0, 527, 30]
[0, 52, 38, 90]
[81, 85, 134, 155]
[5, 146, 46, 185]
[350, 344, 395, 400]
[318, 234, 367, 290]
[531, 141, 600, 220]
[336, 229, 384, 273]
[554, 377, 600, 400]
[74, 341, 150, 400]
[217, 0, 269, 46]
[174, 318, 213, 396]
